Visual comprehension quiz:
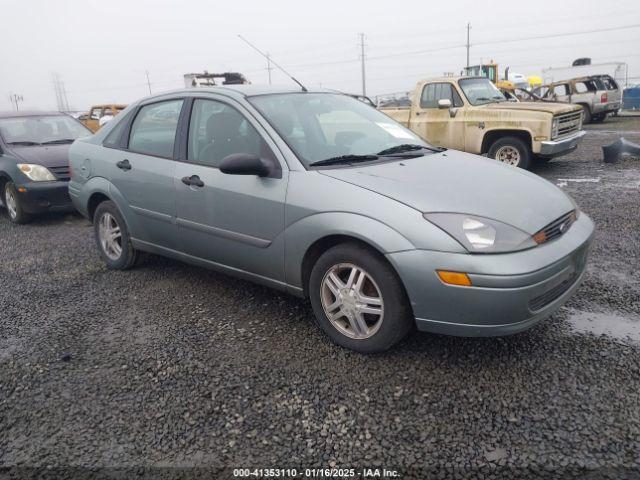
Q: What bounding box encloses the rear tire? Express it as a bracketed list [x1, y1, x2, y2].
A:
[309, 242, 413, 353]
[93, 200, 138, 269]
[592, 113, 607, 123]
[580, 105, 592, 124]
[487, 136, 531, 169]
[3, 182, 30, 224]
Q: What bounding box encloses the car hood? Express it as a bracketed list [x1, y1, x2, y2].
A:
[7, 144, 71, 168]
[319, 151, 574, 235]
[482, 101, 580, 115]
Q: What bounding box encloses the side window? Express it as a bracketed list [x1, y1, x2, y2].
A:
[103, 112, 131, 148]
[420, 84, 437, 108]
[187, 99, 274, 167]
[128, 99, 183, 158]
[90, 107, 102, 120]
[554, 84, 568, 96]
[420, 83, 461, 108]
[574, 82, 589, 94]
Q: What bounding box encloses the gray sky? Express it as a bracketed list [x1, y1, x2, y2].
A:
[1, 0, 639, 111]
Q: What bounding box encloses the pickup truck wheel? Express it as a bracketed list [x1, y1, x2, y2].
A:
[488, 137, 531, 169]
[580, 105, 592, 124]
[309, 243, 413, 353]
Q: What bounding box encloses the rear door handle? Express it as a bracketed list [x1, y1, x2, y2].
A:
[116, 159, 131, 171]
[181, 175, 204, 188]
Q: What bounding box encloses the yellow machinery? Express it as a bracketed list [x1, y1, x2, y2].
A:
[464, 61, 515, 89]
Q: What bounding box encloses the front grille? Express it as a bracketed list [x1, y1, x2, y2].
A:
[553, 111, 582, 139]
[49, 166, 70, 181]
[534, 211, 577, 245]
[528, 271, 579, 311]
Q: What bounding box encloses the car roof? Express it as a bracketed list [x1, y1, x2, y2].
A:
[0, 111, 67, 119]
[145, 85, 329, 102]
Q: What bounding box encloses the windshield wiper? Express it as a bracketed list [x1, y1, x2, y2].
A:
[309, 154, 379, 167]
[377, 144, 442, 155]
[7, 141, 41, 146]
[41, 139, 75, 145]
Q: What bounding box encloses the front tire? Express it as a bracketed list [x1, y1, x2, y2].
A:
[93, 200, 138, 269]
[309, 243, 413, 353]
[3, 182, 30, 224]
[487, 136, 531, 169]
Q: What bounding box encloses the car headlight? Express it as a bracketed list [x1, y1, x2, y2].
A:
[423, 213, 536, 253]
[551, 117, 559, 138]
[17, 164, 56, 182]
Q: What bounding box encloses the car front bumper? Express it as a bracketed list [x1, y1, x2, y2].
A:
[539, 130, 586, 158]
[15, 181, 75, 214]
[387, 212, 595, 336]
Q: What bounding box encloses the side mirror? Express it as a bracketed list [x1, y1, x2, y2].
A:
[438, 99, 452, 109]
[219, 153, 272, 177]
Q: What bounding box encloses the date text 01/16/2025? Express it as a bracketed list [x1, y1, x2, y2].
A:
[232, 468, 400, 478]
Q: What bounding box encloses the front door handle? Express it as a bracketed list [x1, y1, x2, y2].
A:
[116, 159, 131, 171]
[181, 175, 205, 188]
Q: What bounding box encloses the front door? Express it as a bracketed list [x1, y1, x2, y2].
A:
[552, 83, 571, 103]
[109, 98, 184, 251]
[412, 82, 465, 150]
[174, 97, 287, 283]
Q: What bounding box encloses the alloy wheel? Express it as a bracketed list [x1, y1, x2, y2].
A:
[320, 263, 384, 340]
[5, 186, 18, 220]
[98, 212, 123, 260]
[494, 145, 521, 166]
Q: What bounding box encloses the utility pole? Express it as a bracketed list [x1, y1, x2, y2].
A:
[358, 33, 367, 97]
[465, 22, 471, 69]
[145, 70, 152, 94]
[9, 94, 23, 111]
[266, 53, 273, 85]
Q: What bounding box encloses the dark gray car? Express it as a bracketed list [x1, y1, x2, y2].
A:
[0, 111, 92, 223]
[68, 86, 594, 353]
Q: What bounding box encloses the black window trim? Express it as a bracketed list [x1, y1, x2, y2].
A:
[420, 82, 464, 109]
[179, 95, 283, 179]
[115, 97, 188, 161]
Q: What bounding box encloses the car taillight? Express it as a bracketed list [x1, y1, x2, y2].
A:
[601, 92, 608, 103]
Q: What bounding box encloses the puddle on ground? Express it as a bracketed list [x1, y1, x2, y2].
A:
[565, 308, 640, 345]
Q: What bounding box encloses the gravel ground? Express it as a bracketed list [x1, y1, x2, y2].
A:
[1, 117, 640, 479]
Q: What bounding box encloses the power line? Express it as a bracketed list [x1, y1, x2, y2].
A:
[474, 23, 640, 48]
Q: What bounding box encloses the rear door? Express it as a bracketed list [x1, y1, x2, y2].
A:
[174, 96, 287, 283]
[109, 98, 184, 251]
[411, 82, 465, 150]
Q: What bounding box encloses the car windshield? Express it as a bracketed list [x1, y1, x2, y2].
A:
[458, 78, 507, 105]
[0, 115, 91, 145]
[248, 93, 432, 167]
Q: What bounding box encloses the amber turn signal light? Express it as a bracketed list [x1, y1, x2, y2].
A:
[533, 231, 547, 244]
[436, 270, 472, 287]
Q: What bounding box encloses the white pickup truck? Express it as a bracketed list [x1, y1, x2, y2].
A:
[380, 76, 586, 169]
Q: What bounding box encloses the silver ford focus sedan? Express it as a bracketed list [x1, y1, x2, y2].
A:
[68, 86, 594, 353]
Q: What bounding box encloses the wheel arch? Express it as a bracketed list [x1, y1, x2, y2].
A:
[300, 234, 393, 297]
[481, 129, 532, 154]
[87, 191, 111, 221]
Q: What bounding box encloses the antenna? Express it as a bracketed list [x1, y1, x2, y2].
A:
[237, 35, 307, 92]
